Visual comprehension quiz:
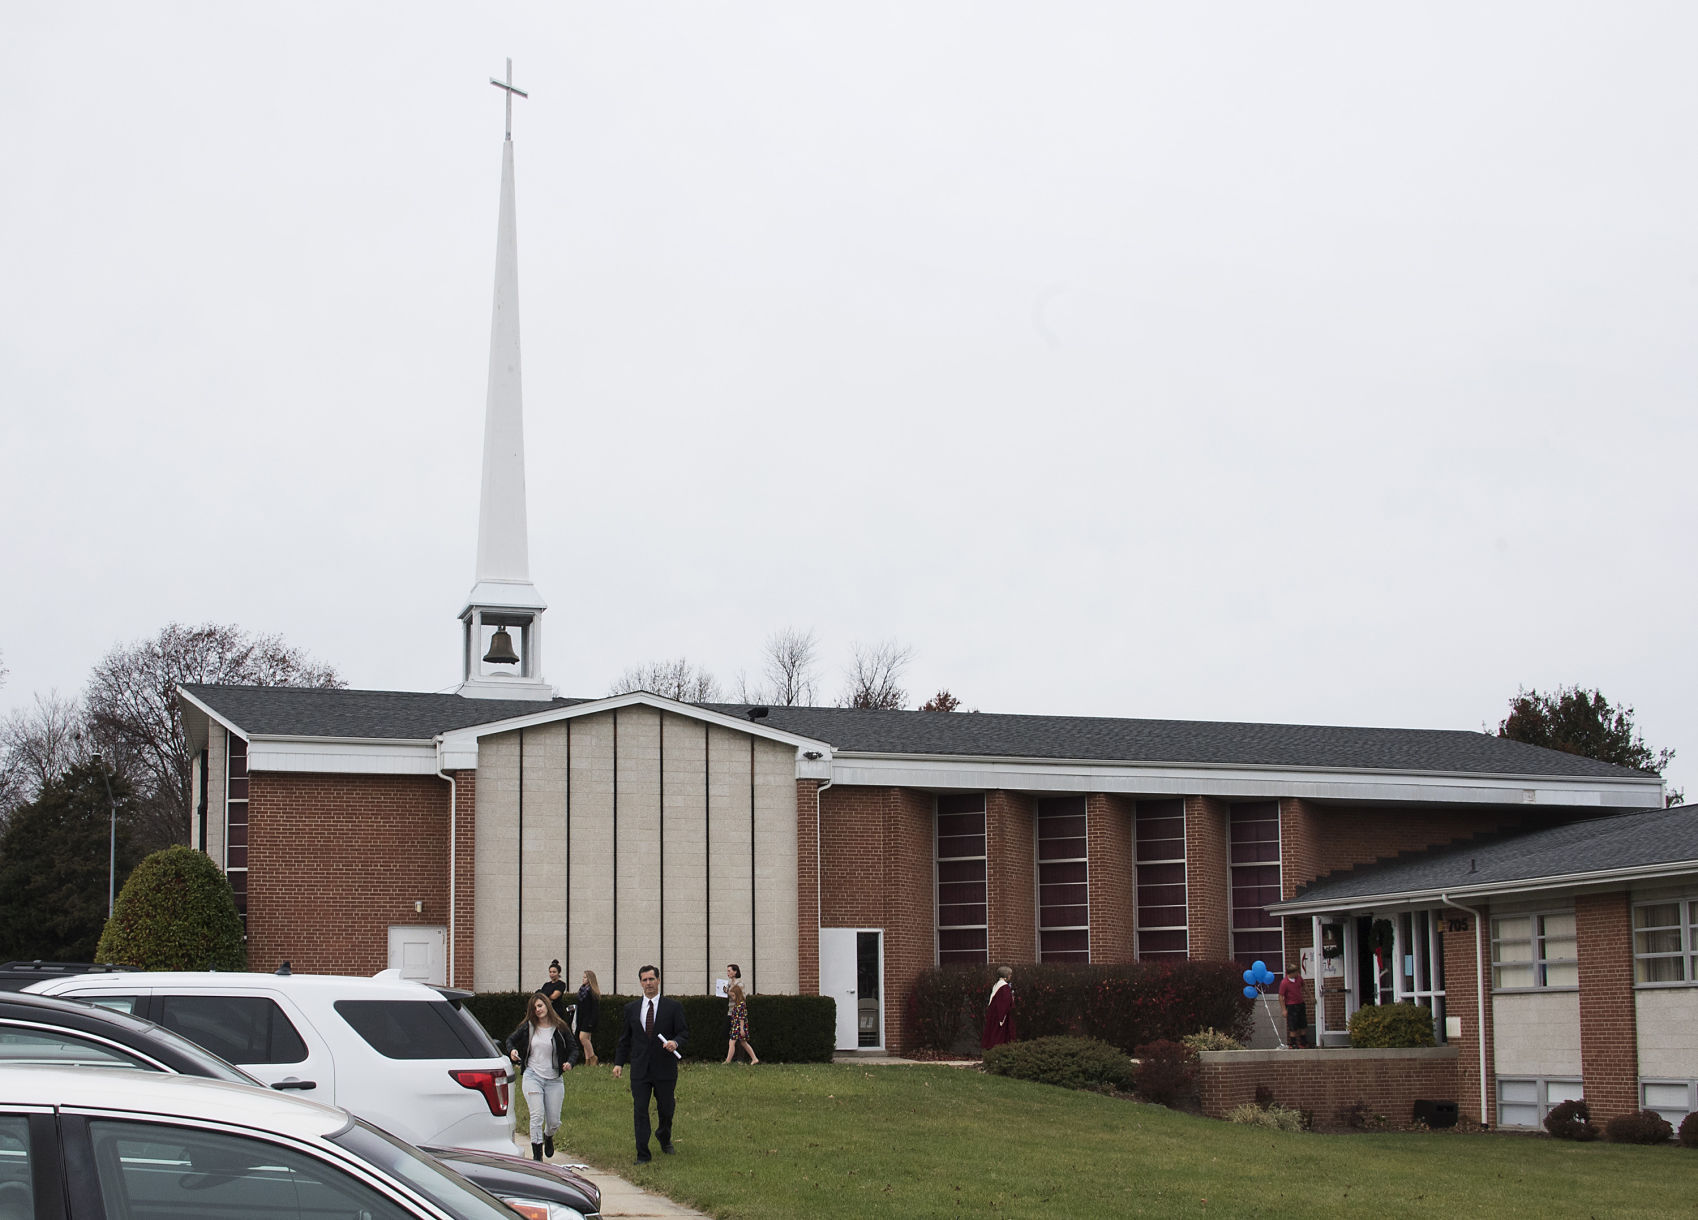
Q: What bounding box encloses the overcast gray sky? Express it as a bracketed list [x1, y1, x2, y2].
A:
[3, 3, 1693, 796]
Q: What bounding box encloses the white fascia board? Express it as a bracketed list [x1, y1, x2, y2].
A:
[176, 686, 250, 753]
[826, 752, 1662, 808]
[1272, 858, 1698, 917]
[435, 691, 833, 772]
[247, 736, 440, 776]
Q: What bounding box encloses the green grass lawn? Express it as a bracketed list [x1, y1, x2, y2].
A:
[521, 1063, 1694, 1219]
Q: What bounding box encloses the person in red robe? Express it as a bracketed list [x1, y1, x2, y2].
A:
[981, 965, 1016, 1049]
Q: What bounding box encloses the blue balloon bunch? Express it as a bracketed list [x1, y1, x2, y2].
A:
[1241, 959, 1276, 999]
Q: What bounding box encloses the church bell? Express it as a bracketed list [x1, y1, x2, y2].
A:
[482, 627, 521, 665]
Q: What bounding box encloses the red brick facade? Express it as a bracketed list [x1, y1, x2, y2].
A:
[818, 785, 934, 1052]
[795, 779, 822, 995]
[985, 790, 1036, 963]
[249, 772, 453, 979]
[1184, 796, 1230, 960]
[1440, 906, 1494, 1126]
[1086, 794, 1135, 963]
[1576, 892, 1639, 1121]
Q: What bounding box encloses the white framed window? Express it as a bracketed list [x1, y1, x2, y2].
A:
[1633, 899, 1698, 985]
[1490, 911, 1577, 990]
[1641, 1079, 1697, 1126]
[1497, 1077, 1582, 1129]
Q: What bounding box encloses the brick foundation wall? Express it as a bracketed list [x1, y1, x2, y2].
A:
[986, 790, 1036, 963]
[1577, 891, 1639, 1121]
[1185, 796, 1230, 960]
[1198, 1047, 1459, 1124]
[249, 772, 451, 978]
[1087, 794, 1135, 963]
[819, 785, 934, 1052]
[795, 779, 822, 995]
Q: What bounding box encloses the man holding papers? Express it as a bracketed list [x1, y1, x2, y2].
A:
[612, 964, 689, 1163]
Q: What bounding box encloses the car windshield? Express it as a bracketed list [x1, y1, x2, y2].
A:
[330, 1117, 516, 1220]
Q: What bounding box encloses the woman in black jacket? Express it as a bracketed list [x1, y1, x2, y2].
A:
[574, 969, 601, 1067]
[505, 992, 575, 1159]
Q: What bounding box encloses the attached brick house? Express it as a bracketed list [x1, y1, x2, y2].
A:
[178, 682, 1664, 1059]
[1272, 802, 1698, 1128]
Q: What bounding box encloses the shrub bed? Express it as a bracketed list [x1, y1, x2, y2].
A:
[1604, 1110, 1672, 1145]
[1543, 1099, 1598, 1141]
[905, 961, 1253, 1054]
[982, 1036, 1134, 1092]
[1678, 1111, 1698, 1149]
[1132, 1039, 1196, 1105]
[464, 991, 835, 1063]
[1346, 1001, 1435, 1048]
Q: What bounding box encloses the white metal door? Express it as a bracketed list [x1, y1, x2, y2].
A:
[819, 928, 862, 1051]
[387, 925, 447, 985]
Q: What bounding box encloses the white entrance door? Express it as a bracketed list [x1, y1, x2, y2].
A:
[820, 928, 882, 1051]
[387, 925, 446, 985]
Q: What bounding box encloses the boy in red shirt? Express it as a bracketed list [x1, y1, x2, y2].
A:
[1278, 963, 1309, 1048]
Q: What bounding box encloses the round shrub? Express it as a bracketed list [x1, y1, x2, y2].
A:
[1604, 1110, 1673, 1145]
[1346, 1002, 1435, 1048]
[1678, 1111, 1698, 1148]
[96, 845, 246, 971]
[1544, 1098, 1598, 1141]
[982, 1036, 1134, 1092]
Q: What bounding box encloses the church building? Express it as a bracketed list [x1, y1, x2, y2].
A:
[175, 69, 1675, 1124]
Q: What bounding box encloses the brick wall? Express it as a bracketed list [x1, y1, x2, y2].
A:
[249, 772, 451, 978]
[1577, 891, 1639, 1121]
[1441, 909, 1493, 1125]
[986, 790, 1036, 963]
[1307, 805, 1584, 884]
[451, 769, 477, 989]
[795, 779, 822, 995]
[1087, 794, 1135, 963]
[1197, 1047, 1459, 1124]
[819, 785, 934, 1052]
[1185, 796, 1230, 960]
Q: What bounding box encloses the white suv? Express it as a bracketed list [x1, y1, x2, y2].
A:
[27, 969, 515, 1153]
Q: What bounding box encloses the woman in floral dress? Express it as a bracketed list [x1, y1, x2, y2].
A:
[723, 963, 760, 1064]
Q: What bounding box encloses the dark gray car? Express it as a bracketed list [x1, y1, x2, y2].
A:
[0, 990, 600, 1219]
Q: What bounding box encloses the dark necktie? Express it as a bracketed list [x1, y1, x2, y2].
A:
[645, 1000, 655, 1037]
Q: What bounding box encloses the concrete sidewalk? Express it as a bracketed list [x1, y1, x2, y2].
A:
[515, 1133, 710, 1218]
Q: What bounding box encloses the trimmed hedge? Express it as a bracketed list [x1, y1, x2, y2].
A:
[905, 961, 1254, 1054]
[982, 1036, 1134, 1092]
[463, 991, 835, 1064]
[1604, 1110, 1673, 1145]
[1544, 1098, 1598, 1141]
[1346, 1001, 1435, 1048]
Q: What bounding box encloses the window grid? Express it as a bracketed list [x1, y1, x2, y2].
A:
[1228, 802, 1281, 968]
[1037, 797, 1089, 963]
[1134, 799, 1187, 961]
[1496, 1077, 1583, 1129]
[936, 794, 987, 966]
[226, 735, 249, 927]
[1490, 911, 1577, 990]
[1641, 1079, 1697, 1125]
[1633, 899, 1698, 985]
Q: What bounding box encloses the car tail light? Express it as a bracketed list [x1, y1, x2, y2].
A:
[449, 1068, 510, 1116]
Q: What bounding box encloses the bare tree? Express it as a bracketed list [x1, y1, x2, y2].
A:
[0, 691, 93, 821]
[84, 622, 343, 850]
[840, 640, 914, 710]
[760, 627, 819, 706]
[611, 658, 721, 703]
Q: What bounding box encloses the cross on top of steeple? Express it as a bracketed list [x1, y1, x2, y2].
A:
[489, 57, 528, 141]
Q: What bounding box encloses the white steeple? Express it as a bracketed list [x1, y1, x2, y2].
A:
[459, 60, 552, 701]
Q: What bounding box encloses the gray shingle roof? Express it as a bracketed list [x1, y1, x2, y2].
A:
[720, 704, 1650, 779]
[1279, 803, 1698, 908]
[181, 684, 583, 740]
[181, 684, 1654, 781]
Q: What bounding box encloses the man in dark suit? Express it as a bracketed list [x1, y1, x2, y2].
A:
[612, 963, 689, 1163]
